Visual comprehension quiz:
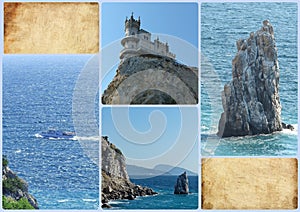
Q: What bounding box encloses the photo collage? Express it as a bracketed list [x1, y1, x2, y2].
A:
[1, 1, 298, 211]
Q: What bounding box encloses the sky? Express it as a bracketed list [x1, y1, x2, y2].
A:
[101, 2, 199, 93]
[102, 107, 199, 174]
[101, 2, 198, 47]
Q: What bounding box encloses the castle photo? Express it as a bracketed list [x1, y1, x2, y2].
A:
[101, 3, 198, 105]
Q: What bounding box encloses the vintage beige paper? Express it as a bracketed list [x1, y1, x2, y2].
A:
[4, 2, 99, 54]
[202, 158, 298, 209]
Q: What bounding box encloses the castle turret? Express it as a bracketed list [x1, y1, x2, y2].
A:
[125, 13, 140, 36]
[120, 14, 176, 60]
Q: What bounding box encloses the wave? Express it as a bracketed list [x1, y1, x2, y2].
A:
[281, 124, 298, 135]
[57, 199, 69, 203]
[109, 200, 129, 205]
[202, 124, 298, 141]
[75, 136, 100, 141]
[34, 133, 43, 138]
[82, 199, 97, 202]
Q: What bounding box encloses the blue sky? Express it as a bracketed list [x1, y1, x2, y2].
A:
[101, 2, 198, 93]
[102, 107, 199, 174]
[101, 2, 198, 47]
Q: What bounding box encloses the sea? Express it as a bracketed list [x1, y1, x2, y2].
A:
[201, 2, 298, 156]
[107, 175, 198, 209]
[3, 55, 99, 209]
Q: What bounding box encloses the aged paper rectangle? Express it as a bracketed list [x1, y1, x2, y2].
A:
[4, 2, 99, 54]
[202, 158, 298, 209]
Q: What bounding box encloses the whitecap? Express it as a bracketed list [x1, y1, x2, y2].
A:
[82, 199, 97, 202]
[75, 136, 100, 141]
[279, 124, 298, 136]
[15, 150, 21, 154]
[57, 199, 69, 203]
[109, 200, 129, 205]
[34, 133, 43, 138]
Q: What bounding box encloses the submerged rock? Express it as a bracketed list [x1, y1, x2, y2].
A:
[174, 171, 189, 194]
[218, 20, 283, 137]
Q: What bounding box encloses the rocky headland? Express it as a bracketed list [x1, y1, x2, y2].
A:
[101, 136, 157, 208]
[218, 20, 292, 137]
[2, 156, 39, 209]
[102, 54, 198, 104]
[174, 171, 189, 194]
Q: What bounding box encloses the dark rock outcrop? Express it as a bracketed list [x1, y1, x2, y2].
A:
[2, 156, 39, 209]
[101, 136, 157, 208]
[174, 171, 189, 194]
[282, 122, 295, 131]
[102, 54, 198, 104]
[218, 20, 283, 137]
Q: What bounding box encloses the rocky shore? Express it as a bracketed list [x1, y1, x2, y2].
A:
[101, 136, 157, 208]
[2, 156, 39, 209]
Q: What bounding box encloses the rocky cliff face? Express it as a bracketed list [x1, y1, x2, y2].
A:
[101, 136, 157, 208]
[102, 136, 129, 180]
[174, 171, 189, 194]
[102, 54, 198, 104]
[2, 157, 39, 209]
[218, 20, 282, 137]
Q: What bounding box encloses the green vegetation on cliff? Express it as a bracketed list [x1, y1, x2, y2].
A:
[3, 177, 26, 194]
[2, 155, 38, 209]
[3, 155, 8, 167]
[3, 196, 35, 210]
[2, 156, 26, 194]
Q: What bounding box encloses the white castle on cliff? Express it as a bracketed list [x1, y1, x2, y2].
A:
[120, 13, 176, 60]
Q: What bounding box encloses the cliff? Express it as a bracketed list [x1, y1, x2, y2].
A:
[218, 20, 283, 137]
[102, 54, 198, 104]
[101, 136, 157, 208]
[2, 156, 39, 209]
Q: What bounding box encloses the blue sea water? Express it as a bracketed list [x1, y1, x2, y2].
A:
[107, 176, 198, 209]
[3, 55, 99, 209]
[201, 3, 298, 156]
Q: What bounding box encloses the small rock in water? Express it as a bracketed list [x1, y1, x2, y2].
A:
[282, 122, 294, 131]
[174, 171, 189, 194]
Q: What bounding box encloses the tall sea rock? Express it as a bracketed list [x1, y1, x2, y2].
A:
[101, 136, 157, 208]
[174, 171, 189, 194]
[218, 20, 282, 137]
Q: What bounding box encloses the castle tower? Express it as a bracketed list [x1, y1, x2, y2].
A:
[120, 14, 176, 60]
[125, 13, 140, 36]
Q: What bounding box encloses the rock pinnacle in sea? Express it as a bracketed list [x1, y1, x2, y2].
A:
[218, 20, 282, 137]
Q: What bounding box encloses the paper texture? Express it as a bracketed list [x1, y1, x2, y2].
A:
[202, 158, 298, 209]
[4, 2, 99, 54]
